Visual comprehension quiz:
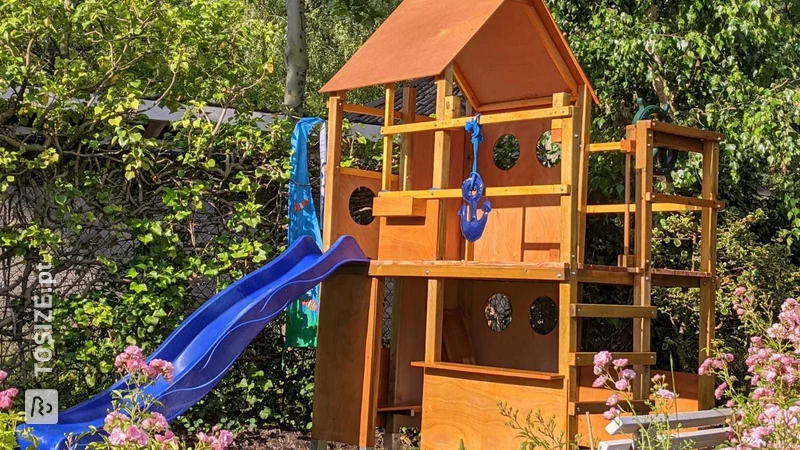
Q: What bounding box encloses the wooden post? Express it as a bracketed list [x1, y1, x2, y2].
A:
[576, 85, 592, 265]
[382, 84, 397, 191]
[555, 91, 581, 438]
[399, 87, 417, 191]
[322, 92, 346, 251]
[359, 278, 384, 448]
[633, 121, 654, 399]
[425, 65, 454, 364]
[698, 140, 720, 409]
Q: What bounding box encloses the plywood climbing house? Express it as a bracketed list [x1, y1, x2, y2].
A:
[311, 0, 724, 448]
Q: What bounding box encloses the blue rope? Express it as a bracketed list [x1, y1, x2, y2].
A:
[464, 114, 483, 182]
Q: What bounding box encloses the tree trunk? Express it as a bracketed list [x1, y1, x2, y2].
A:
[284, 0, 309, 118]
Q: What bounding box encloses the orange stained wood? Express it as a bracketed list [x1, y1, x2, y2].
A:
[419, 369, 565, 450]
[320, 0, 598, 105]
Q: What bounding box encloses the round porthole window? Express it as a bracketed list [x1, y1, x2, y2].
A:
[530, 296, 558, 335]
[485, 293, 512, 332]
[537, 131, 561, 168]
[348, 186, 375, 226]
[493, 134, 520, 171]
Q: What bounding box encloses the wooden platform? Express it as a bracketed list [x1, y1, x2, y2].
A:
[410, 361, 564, 381]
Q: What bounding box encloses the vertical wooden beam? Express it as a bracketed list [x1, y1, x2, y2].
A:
[322, 91, 346, 251]
[425, 65, 454, 364]
[399, 87, 417, 191]
[382, 84, 397, 191]
[555, 91, 580, 438]
[633, 121, 654, 399]
[359, 278, 384, 448]
[698, 140, 720, 409]
[576, 84, 592, 264]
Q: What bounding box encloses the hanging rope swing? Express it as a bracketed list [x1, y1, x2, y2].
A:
[459, 115, 492, 242]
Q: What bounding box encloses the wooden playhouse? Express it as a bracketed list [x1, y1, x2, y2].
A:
[311, 0, 724, 448]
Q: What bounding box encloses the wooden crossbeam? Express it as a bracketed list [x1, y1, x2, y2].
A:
[645, 120, 725, 142]
[453, 63, 480, 111]
[369, 260, 568, 282]
[586, 203, 701, 214]
[523, 6, 578, 96]
[476, 96, 553, 113]
[570, 352, 656, 366]
[339, 167, 398, 181]
[569, 304, 657, 319]
[570, 400, 649, 415]
[646, 193, 725, 209]
[653, 131, 703, 153]
[378, 184, 569, 199]
[589, 142, 624, 153]
[343, 103, 433, 123]
[380, 106, 573, 135]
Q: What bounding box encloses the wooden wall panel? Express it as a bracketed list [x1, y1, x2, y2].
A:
[312, 274, 374, 445]
[471, 121, 562, 264]
[334, 171, 385, 259]
[460, 280, 559, 372]
[390, 278, 428, 405]
[378, 130, 466, 261]
[420, 370, 566, 450]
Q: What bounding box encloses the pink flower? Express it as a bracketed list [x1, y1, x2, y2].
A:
[115, 345, 146, 374]
[715, 382, 728, 400]
[606, 393, 619, 406]
[614, 379, 629, 391]
[592, 376, 608, 388]
[0, 388, 18, 410]
[155, 430, 177, 449]
[197, 427, 234, 450]
[0, 371, 8, 382]
[108, 427, 127, 446]
[621, 369, 637, 380]
[734, 286, 747, 296]
[655, 388, 676, 400]
[103, 411, 130, 431]
[142, 412, 169, 432]
[593, 351, 613, 368]
[126, 425, 149, 446]
[603, 408, 619, 420]
[147, 359, 175, 383]
[612, 358, 629, 368]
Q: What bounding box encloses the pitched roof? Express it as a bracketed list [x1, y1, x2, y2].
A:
[321, 0, 598, 105]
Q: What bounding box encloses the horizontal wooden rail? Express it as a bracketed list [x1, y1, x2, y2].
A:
[339, 166, 398, 181]
[645, 120, 725, 142]
[570, 400, 649, 415]
[589, 142, 624, 153]
[369, 260, 567, 281]
[373, 197, 426, 218]
[343, 103, 433, 123]
[381, 106, 573, 135]
[411, 361, 564, 381]
[476, 96, 553, 113]
[606, 408, 731, 435]
[376, 404, 422, 416]
[379, 184, 570, 199]
[570, 304, 657, 319]
[646, 193, 725, 209]
[586, 203, 701, 214]
[653, 132, 703, 153]
[570, 352, 656, 366]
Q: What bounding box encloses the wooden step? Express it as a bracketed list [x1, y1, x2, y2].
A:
[570, 304, 657, 319]
[570, 352, 656, 366]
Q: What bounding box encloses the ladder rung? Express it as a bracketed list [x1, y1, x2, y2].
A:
[570, 352, 656, 366]
[570, 304, 657, 319]
[570, 400, 649, 415]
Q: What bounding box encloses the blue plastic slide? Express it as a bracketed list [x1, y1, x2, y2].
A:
[19, 236, 368, 450]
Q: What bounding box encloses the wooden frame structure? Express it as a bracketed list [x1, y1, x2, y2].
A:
[311, 0, 723, 449]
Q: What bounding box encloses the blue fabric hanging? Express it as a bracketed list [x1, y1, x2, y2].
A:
[286, 117, 325, 348]
[459, 115, 491, 242]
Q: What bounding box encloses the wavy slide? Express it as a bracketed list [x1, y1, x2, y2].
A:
[19, 236, 368, 450]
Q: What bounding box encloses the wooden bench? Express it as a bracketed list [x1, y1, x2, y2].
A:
[599, 409, 732, 450]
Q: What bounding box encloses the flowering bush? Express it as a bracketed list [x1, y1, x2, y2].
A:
[592, 352, 685, 449]
[76, 346, 233, 450]
[0, 370, 33, 449]
[700, 289, 800, 449]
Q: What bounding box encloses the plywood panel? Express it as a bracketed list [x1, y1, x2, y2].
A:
[461, 280, 559, 372]
[335, 171, 388, 259]
[378, 130, 465, 261]
[313, 274, 375, 445]
[390, 278, 427, 405]
[471, 121, 562, 264]
[420, 369, 566, 450]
